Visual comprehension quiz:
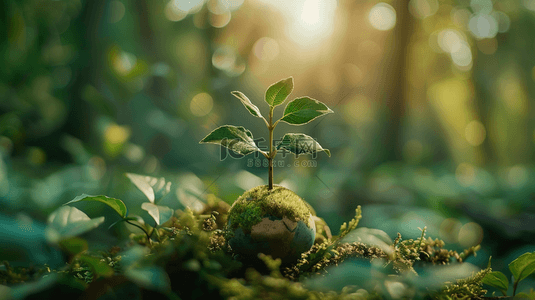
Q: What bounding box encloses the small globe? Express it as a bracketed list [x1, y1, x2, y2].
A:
[227, 185, 316, 264]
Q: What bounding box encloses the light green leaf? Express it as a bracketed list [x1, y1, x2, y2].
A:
[280, 97, 333, 125]
[125, 266, 170, 292]
[482, 271, 509, 293]
[65, 194, 128, 218]
[276, 133, 330, 157]
[231, 91, 264, 118]
[509, 252, 535, 283]
[200, 125, 262, 156]
[79, 254, 114, 277]
[265, 77, 293, 107]
[45, 206, 105, 243]
[126, 173, 171, 204]
[141, 203, 174, 226]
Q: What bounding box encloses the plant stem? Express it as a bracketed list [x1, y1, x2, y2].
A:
[268, 106, 274, 190]
[513, 280, 518, 296]
[126, 219, 152, 246]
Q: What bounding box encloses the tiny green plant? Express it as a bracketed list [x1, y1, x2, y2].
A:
[482, 252, 535, 297]
[199, 77, 333, 190]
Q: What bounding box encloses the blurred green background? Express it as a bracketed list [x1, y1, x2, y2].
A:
[1, 0, 535, 290]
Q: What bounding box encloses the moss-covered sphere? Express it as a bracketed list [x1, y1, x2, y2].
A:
[227, 185, 316, 264]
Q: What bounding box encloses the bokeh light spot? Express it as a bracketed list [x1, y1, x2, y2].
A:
[105, 124, 131, 145]
[368, 3, 397, 31]
[506, 165, 528, 189]
[470, 0, 493, 14]
[212, 46, 236, 70]
[190, 93, 214, 117]
[108, 1, 126, 24]
[455, 163, 476, 187]
[458, 222, 483, 247]
[209, 11, 231, 28]
[465, 120, 486, 146]
[165, 1, 188, 22]
[342, 95, 373, 124]
[493, 11, 510, 33]
[469, 13, 498, 39]
[409, 0, 439, 19]
[253, 37, 280, 62]
[439, 218, 462, 244]
[450, 41, 472, 68]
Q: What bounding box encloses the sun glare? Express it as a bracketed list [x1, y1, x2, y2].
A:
[255, 0, 337, 47]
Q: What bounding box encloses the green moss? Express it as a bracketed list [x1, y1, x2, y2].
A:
[228, 185, 312, 232]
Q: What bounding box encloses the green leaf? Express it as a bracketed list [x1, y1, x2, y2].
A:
[265, 77, 293, 107]
[126, 173, 171, 204]
[231, 91, 264, 118]
[45, 206, 105, 243]
[280, 97, 333, 125]
[125, 266, 170, 292]
[65, 194, 128, 218]
[141, 203, 174, 225]
[200, 125, 262, 156]
[482, 271, 509, 293]
[79, 254, 114, 277]
[509, 252, 535, 283]
[276, 133, 331, 157]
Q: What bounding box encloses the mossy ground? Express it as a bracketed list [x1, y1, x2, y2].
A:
[228, 185, 312, 232]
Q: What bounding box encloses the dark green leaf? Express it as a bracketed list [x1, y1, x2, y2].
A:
[482, 271, 509, 292]
[79, 254, 114, 277]
[231, 91, 264, 118]
[65, 194, 128, 218]
[509, 252, 535, 283]
[141, 203, 174, 225]
[280, 97, 333, 125]
[277, 133, 331, 157]
[200, 125, 262, 156]
[45, 206, 105, 243]
[265, 77, 293, 107]
[126, 173, 171, 204]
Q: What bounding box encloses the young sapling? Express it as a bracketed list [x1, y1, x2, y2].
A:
[200, 77, 333, 263]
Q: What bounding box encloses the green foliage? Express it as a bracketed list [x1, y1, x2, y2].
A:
[2, 184, 502, 299]
[231, 91, 264, 119]
[509, 252, 535, 286]
[280, 97, 333, 125]
[45, 206, 105, 244]
[481, 270, 509, 295]
[141, 203, 174, 226]
[277, 133, 331, 157]
[437, 267, 491, 300]
[482, 251, 535, 296]
[265, 77, 294, 107]
[199, 77, 332, 188]
[125, 173, 172, 204]
[200, 125, 263, 156]
[65, 194, 128, 218]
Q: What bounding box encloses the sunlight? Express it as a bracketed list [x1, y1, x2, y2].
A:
[255, 0, 337, 47]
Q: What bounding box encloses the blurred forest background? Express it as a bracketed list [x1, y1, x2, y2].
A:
[1, 0, 535, 290]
